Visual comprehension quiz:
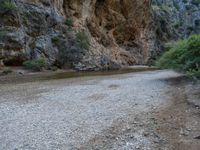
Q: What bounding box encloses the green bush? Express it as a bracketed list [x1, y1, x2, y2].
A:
[51, 36, 60, 44]
[0, 31, 7, 41]
[76, 31, 90, 50]
[23, 58, 47, 71]
[183, 0, 188, 4]
[65, 18, 73, 27]
[156, 35, 200, 78]
[187, 69, 200, 78]
[0, 0, 17, 12]
[191, 0, 200, 6]
[65, 18, 73, 31]
[58, 48, 79, 66]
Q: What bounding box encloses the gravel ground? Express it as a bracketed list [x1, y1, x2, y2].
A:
[0, 70, 199, 150]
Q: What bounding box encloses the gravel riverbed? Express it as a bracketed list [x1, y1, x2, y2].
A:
[0, 70, 199, 150]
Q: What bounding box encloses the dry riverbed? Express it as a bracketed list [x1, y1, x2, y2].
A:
[0, 70, 200, 150]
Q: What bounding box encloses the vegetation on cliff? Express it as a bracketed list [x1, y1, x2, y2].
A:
[156, 35, 200, 78]
[0, 0, 16, 12]
[23, 58, 47, 71]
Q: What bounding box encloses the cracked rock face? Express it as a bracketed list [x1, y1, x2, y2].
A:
[0, 0, 199, 70]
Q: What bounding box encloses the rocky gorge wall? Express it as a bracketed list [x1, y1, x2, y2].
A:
[153, 0, 200, 49]
[0, 0, 200, 70]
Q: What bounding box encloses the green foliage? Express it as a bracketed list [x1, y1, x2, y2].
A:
[173, 1, 180, 10]
[58, 48, 73, 66]
[195, 19, 200, 26]
[156, 35, 200, 78]
[65, 18, 73, 27]
[76, 31, 90, 50]
[58, 47, 83, 66]
[183, 0, 188, 3]
[51, 36, 60, 44]
[187, 69, 200, 78]
[52, 31, 90, 67]
[23, 58, 47, 71]
[191, 0, 200, 6]
[65, 18, 73, 31]
[0, 0, 17, 12]
[0, 31, 7, 41]
[164, 41, 176, 51]
[173, 21, 183, 29]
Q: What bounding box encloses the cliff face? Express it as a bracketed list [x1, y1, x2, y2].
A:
[153, 0, 200, 49]
[0, 0, 200, 70]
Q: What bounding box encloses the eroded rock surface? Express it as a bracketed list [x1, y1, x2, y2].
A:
[0, 0, 200, 70]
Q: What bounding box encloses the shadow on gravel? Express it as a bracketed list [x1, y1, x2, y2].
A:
[160, 75, 192, 85]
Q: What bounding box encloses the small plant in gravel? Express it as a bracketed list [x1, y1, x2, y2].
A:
[1, 68, 13, 75]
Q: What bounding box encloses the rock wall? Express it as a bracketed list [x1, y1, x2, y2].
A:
[0, 0, 200, 70]
[152, 0, 200, 49]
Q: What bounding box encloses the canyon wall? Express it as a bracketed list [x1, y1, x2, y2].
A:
[0, 0, 200, 70]
[153, 0, 200, 49]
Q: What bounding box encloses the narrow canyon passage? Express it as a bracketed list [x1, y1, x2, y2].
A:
[0, 70, 199, 150]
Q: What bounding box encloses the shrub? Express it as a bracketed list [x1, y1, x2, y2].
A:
[51, 36, 60, 44]
[187, 69, 200, 78]
[195, 19, 200, 26]
[191, 0, 200, 6]
[2, 68, 13, 75]
[0, 31, 7, 41]
[23, 58, 47, 71]
[58, 48, 81, 66]
[65, 18, 73, 27]
[156, 35, 200, 78]
[65, 18, 73, 31]
[76, 31, 90, 50]
[0, 0, 17, 12]
[173, 2, 180, 10]
[183, 0, 188, 4]
[53, 31, 90, 68]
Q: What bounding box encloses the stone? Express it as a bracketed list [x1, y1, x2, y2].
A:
[194, 136, 200, 139]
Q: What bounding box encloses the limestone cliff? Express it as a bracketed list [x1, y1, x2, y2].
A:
[153, 0, 200, 49]
[0, 0, 200, 70]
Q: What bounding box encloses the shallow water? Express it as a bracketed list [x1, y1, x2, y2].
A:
[0, 66, 158, 84]
[46, 67, 158, 80]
